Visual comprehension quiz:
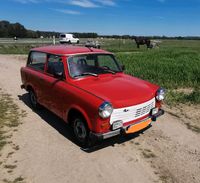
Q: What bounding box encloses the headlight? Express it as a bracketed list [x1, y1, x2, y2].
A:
[156, 88, 166, 101]
[99, 102, 113, 119]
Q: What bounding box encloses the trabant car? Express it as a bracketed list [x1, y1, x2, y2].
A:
[20, 45, 165, 146]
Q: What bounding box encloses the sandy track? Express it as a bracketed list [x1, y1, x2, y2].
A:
[0, 55, 199, 183]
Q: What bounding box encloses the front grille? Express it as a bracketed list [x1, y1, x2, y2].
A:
[110, 98, 155, 124]
[135, 102, 154, 118]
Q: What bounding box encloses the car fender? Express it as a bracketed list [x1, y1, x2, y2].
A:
[66, 104, 93, 130]
[25, 82, 35, 92]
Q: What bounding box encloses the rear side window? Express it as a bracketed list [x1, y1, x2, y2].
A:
[60, 34, 66, 38]
[28, 52, 46, 71]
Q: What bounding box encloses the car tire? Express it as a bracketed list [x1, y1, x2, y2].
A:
[72, 116, 89, 147]
[28, 90, 41, 110]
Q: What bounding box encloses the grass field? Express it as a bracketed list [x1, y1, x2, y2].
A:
[0, 38, 200, 104]
[114, 40, 200, 104]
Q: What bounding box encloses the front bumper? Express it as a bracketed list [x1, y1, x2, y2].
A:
[90, 109, 164, 141]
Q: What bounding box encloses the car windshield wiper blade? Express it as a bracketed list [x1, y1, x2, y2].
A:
[103, 69, 116, 74]
[74, 72, 98, 78]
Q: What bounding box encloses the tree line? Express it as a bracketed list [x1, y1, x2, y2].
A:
[0, 20, 200, 40]
[0, 20, 98, 38]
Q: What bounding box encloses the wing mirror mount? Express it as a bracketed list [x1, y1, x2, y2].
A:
[54, 71, 63, 79]
[121, 65, 125, 71]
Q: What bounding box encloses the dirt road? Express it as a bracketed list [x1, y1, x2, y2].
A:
[0, 55, 200, 183]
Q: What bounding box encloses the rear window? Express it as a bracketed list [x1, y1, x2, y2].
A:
[60, 34, 66, 38]
[28, 52, 46, 71]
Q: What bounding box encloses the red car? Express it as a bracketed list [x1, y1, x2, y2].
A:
[21, 45, 165, 146]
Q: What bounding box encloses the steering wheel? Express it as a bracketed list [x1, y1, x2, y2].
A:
[102, 66, 110, 70]
[77, 58, 87, 65]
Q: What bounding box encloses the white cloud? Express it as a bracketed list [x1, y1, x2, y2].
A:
[54, 9, 81, 15]
[12, 0, 117, 7]
[95, 0, 116, 6]
[13, 0, 38, 3]
[69, 0, 116, 8]
[12, 0, 117, 8]
[69, 0, 99, 8]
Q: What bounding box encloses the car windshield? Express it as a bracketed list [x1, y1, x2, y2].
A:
[67, 54, 121, 78]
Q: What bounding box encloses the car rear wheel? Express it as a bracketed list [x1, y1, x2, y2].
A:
[29, 90, 41, 110]
[72, 116, 89, 146]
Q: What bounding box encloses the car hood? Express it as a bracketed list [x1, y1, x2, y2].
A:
[73, 73, 159, 108]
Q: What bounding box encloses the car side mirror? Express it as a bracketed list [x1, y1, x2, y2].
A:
[121, 65, 125, 71]
[54, 71, 63, 79]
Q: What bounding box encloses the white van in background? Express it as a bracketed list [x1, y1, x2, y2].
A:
[59, 33, 79, 44]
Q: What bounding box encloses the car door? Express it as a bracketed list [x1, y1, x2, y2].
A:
[42, 54, 67, 118]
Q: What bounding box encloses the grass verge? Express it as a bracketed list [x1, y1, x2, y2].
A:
[166, 88, 200, 105]
[3, 176, 24, 183]
[0, 89, 26, 151]
[0, 89, 26, 182]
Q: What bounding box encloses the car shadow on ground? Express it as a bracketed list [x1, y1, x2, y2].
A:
[82, 126, 151, 153]
[18, 93, 152, 153]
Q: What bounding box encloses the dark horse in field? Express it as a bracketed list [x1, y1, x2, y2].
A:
[134, 37, 151, 48]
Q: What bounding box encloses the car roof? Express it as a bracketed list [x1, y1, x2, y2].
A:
[31, 45, 111, 56]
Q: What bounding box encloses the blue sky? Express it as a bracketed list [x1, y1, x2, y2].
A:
[1, 0, 200, 36]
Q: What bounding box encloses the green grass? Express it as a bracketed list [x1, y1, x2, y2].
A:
[102, 38, 144, 52]
[0, 44, 42, 54]
[166, 88, 200, 105]
[4, 164, 17, 169]
[0, 90, 26, 151]
[0, 90, 26, 183]
[115, 40, 200, 104]
[142, 149, 157, 159]
[116, 47, 200, 89]
[3, 176, 24, 183]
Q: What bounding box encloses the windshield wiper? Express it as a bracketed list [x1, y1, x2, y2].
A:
[103, 69, 116, 74]
[74, 72, 98, 78]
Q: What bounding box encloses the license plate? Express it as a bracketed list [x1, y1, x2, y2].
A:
[125, 118, 152, 134]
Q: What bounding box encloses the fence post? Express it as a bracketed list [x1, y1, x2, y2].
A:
[53, 36, 56, 45]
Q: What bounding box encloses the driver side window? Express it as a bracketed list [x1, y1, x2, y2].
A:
[46, 55, 65, 78]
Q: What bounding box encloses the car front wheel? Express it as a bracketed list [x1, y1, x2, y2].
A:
[72, 116, 89, 146]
